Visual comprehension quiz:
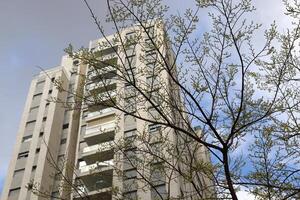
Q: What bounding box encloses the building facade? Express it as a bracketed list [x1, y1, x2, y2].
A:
[1, 23, 213, 200]
[0, 57, 87, 200]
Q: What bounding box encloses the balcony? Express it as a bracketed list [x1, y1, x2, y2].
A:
[74, 186, 112, 200]
[74, 158, 113, 199]
[79, 159, 114, 177]
[81, 141, 114, 164]
[99, 53, 117, 61]
[86, 91, 117, 104]
[86, 80, 116, 92]
[86, 121, 116, 135]
[88, 66, 116, 80]
[84, 121, 115, 145]
[79, 160, 114, 173]
[83, 141, 114, 154]
[86, 108, 115, 122]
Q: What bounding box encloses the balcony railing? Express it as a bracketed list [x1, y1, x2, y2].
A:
[88, 66, 116, 79]
[86, 122, 116, 136]
[86, 91, 117, 103]
[86, 108, 115, 121]
[86, 80, 116, 91]
[99, 53, 117, 61]
[82, 141, 114, 154]
[73, 186, 112, 200]
[74, 186, 112, 198]
[79, 159, 114, 173]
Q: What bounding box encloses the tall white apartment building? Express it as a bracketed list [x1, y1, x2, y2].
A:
[74, 22, 214, 200]
[1, 23, 213, 200]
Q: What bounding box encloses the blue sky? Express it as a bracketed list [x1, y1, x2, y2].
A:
[0, 0, 107, 194]
[0, 0, 291, 198]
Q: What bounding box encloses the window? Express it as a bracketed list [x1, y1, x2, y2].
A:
[123, 191, 137, 200]
[13, 169, 25, 177]
[41, 120, 46, 132]
[125, 69, 135, 83]
[125, 85, 137, 98]
[124, 129, 136, 138]
[44, 103, 50, 116]
[70, 71, 77, 82]
[145, 37, 156, 49]
[146, 76, 160, 88]
[80, 125, 86, 136]
[148, 124, 161, 133]
[145, 26, 155, 38]
[124, 97, 136, 114]
[67, 95, 74, 102]
[146, 47, 157, 54]
[48, 89, 52, 94]
[124, 115, 136, 131]
[24, 121, 36, 136]
[39, 132, 44, 137]
[8, 187, 21, 199]
[63, 110, 71, 124]
[125, 31, 137, 44]
[42, 117, 47, 122]
[145, 49, 157, 56]
[124, 169, 137, 180]
[124, 55, 136, 70]
[57, 155, 65, 168]
[126, 45, 136, 56]
[148, 107, 160, 121]
[22, 135, 32, 143]
[51, 77, 55, 82]
[62, 123, 69, 129]
[28, 106, 39, 120]
[36, 148, 40, 154]
[93, 175, 113, 190]
[123, 150, 137, 170]
[146, 62, 156, 73]
[31, 93, 42, 107]
[151, 184, 167, 199]
[82, 111, 88, 119]
[68, 84, 75, 93]
[147, 91, 161, 107]
[123, 178, 137, 193]
[18, 151, 29, 159]
[151, 163, 165, 185]
[60, 139, 67, 145]
[35, 80, 45, 94]
[51, 191, 60, 200]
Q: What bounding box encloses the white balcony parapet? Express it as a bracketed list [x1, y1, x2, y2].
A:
[86, 80, 116, 91]
[86, 108, 114, 121]
[100, 53, 117, 61]
[79, 160, 114, 173]
[85, 121, 116, 136]
[82, 141, 114, 154]
[86, 91, 117, 102]
[103, 91, 116, 98]
[88, 66, 116, 79]
[74, 186, 112, 197]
